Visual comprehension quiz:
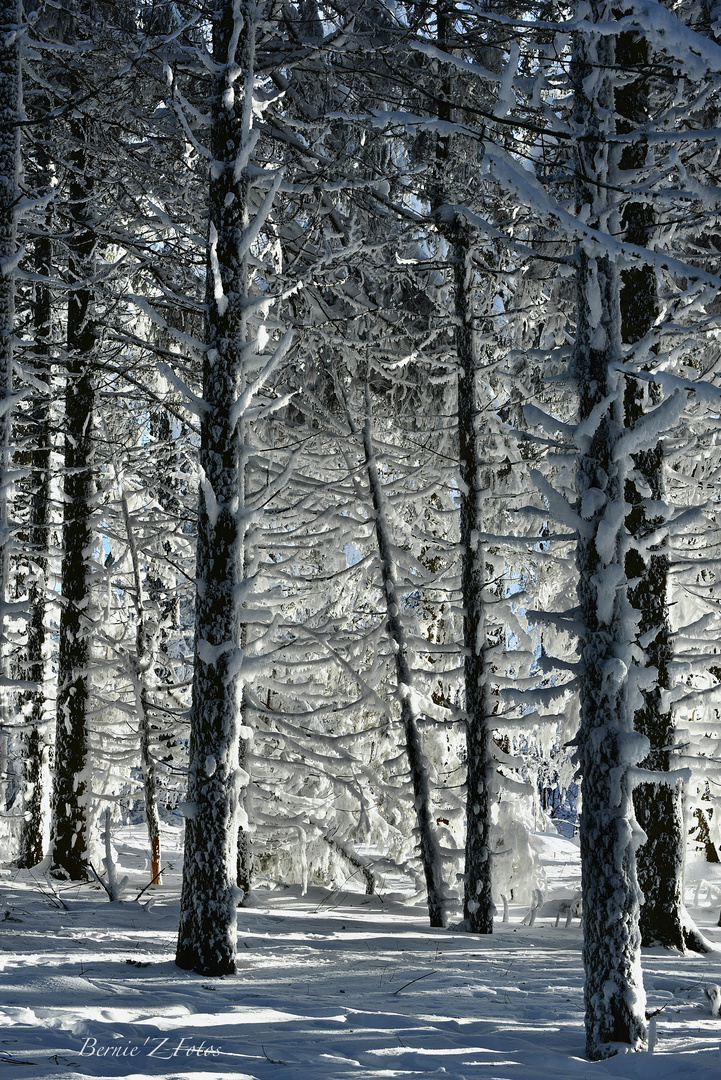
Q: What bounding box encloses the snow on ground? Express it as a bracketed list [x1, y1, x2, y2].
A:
[1, 825, 721, 1079]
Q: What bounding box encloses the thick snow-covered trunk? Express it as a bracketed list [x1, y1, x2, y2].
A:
[19, 195, 53, 868]
[176, 0, 255, 977]
[120, 492, 161, 886]
[51, 116, 97, 880]
[573, 7, 647, 1060]
[615, 30, 694, 952]
[0, 2, 19, 816]
[446, 219, 496, 935]
[361, 386, 448, 928]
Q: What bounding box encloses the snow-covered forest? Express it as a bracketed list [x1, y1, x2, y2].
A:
[3, 0, 721, 1070]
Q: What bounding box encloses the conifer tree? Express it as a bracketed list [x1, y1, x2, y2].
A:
[176, 0, 275, 976]
[50, 1, 100, 879]
[0, 0, 21, 818]
[572, 3, 647, 1056]
[616, 25, 692, 953]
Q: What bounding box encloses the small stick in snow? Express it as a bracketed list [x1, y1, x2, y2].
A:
[261, 1045, 285, 1064]
[0, 1051, 36, 1065]
[645, 1003, 669, 1019]
[27, 871, 69, 911]
[87, 863, 114, 901]
[134, 865, 170, 903]
[392, 970, 437, 995]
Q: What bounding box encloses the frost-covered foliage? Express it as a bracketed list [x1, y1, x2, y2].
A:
[2, 0, 721, 1059]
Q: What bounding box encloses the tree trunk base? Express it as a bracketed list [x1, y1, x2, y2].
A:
[641, 918, 710, 954]
[150, 835, 161, 887]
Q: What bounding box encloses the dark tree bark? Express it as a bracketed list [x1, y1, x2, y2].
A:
[615, 29, 702, 953]
[120, 492, 161, 885]
[236, 819, 251, 901]
[176, 0, 256, 977]
[0, 0, 20, 816]
[51, 111, 97, 879]
[428, 6, 495, 936]
[452, 220, 495, 935]
[361, 385, 448, 928]
[18, 181, 53, 868]
[573, 4, 647, 1059]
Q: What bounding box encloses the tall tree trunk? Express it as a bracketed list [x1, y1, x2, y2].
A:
[176, 0, 256, 977]
[120, 491, 161, 886]
[573, 3, 647, 1059]
[360, 384, 447, 928]
[148, 392, 182, 633]
[451, 219, 496, 935]
[51, 116, 97, 879]
[430, 5, 495, 936]
[615, 30, 699, 952]
[18, 183, 53, 868]
[0, 0, 20, 816]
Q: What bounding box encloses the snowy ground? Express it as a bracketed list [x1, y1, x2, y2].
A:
[2, 826, 721, 1079]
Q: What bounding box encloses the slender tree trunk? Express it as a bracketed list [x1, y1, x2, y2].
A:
[236, 813, 251, 901]
[146, 397, 184, 792]
[360, 384, 447, 928]
[120, 491, 161, 886]
[449, 220, 496, 935]
[573, 5, 647, 1058]
[429, 6, 496, 935]
[51, 117, 97, 879]
[148, 398, 181, 633]
[18, 187, 53, 868]
[236, 678, 251, 901]
[176, 0, 256, 976]
[422, 8, 493, 935]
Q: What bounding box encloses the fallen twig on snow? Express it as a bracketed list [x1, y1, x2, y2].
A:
[393, 970, 437, 995]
